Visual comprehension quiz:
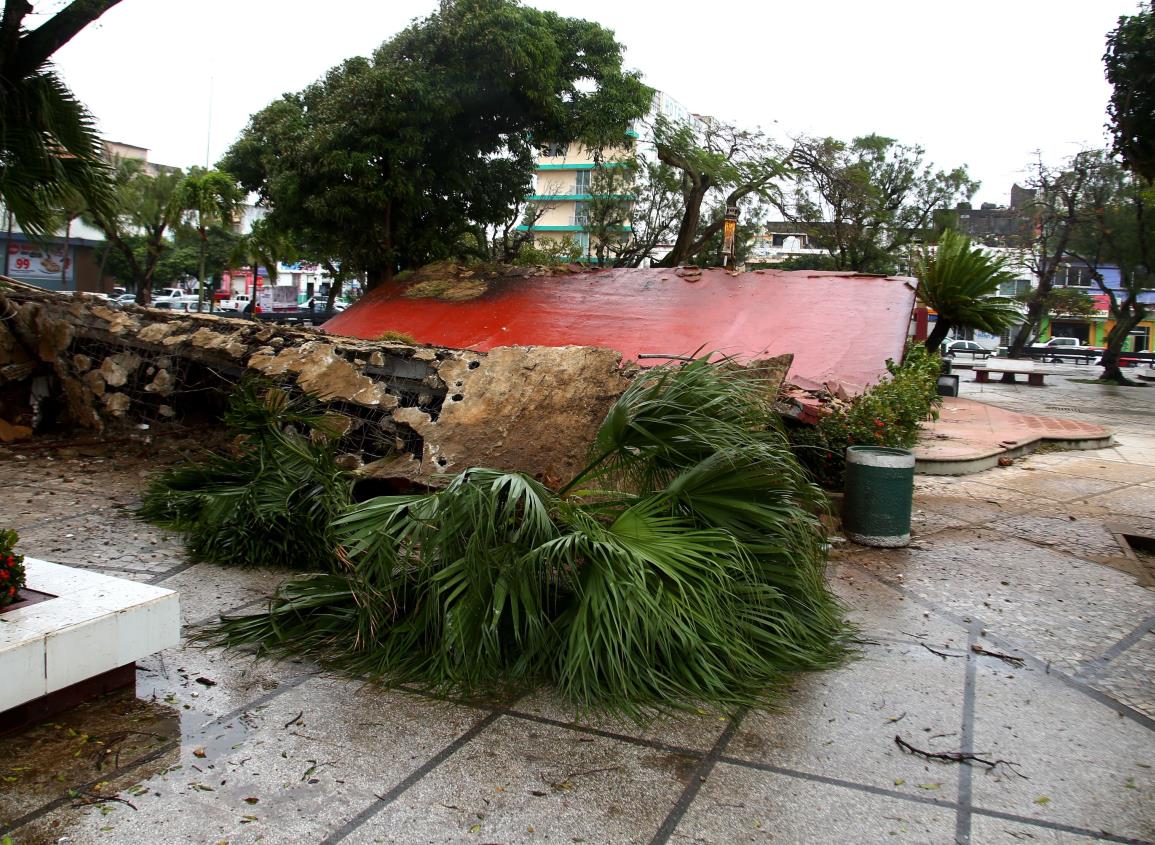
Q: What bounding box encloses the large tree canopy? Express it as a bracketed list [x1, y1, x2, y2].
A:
[1105, 2, 1155, 183]
[221, 0, 651, 286]
[0, 0, 122, 236]
[780, 134, 977, 274]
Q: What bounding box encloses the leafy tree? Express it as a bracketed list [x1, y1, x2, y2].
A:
[1021, 286, 1097, 318]
[228, 217, 299, 311]
[89, 158, 185, 304]
[179, 167, 240, 309]
[1006, 152, 1098, 357]
[1066, 155, 1153, 382]
[1094, 4, 1155, 382]
[0, 0, 121, 236]
[1105, 2, 1155, 183]
[221, 0, 651, 288]
[156, 224, 238, 288]
[915, 230, 1019, 353]
[582, 157, 640, 265]
[653, 116, 786, 268]
[782, 134, 977, 273]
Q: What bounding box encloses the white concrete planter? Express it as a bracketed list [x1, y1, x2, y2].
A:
[0, 559, 180, 715]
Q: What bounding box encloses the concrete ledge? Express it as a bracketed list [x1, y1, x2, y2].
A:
[0, 559, 180, 715]
[913, 397, 1113, 476]
[916, 434, 1114, 475]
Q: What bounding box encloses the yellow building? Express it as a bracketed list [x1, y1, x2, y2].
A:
[519, 138, 636, 261]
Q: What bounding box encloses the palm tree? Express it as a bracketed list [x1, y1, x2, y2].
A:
[916, 229, 1021, 353]
[0, 0, 124, 238]
[179, 168, 240, 310]
[88, 160, 184, 305]
[227, 218, 296, 316]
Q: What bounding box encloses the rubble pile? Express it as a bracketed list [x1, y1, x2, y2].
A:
[775, 375, 859, 425]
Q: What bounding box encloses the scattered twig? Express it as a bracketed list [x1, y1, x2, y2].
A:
[300, 760, 336, 782]
[921, 643, 963, 659]
[970, 645, 1025, 667]
[284, 710, 304, 729]
[894, 735, 1026, 778]
[71, 788, 138, 811]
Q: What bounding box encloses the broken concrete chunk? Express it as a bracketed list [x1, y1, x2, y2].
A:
[102, 392, 131, 415]
[145, 369, 175, 396]
[82, 370, 106, 397]
[99, 358, 129, 388]
[138, 322, 177, 343]
[72, 354, 93, 373]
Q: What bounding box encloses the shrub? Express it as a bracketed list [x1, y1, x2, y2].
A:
[0, 529, 27, 608]
[789, 345, 942, 488]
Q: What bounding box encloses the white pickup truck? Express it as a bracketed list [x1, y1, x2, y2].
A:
[219, 293, 252, 312]
[1029, 337, 1103, 362]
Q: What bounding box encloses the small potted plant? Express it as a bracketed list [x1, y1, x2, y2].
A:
[0, 529, 27, 609]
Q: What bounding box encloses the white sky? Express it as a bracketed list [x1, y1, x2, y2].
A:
[44, 0, 1138, 207]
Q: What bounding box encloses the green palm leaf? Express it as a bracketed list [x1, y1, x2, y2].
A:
[195, 358, 849, 718]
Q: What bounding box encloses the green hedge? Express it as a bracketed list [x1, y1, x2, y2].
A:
[789, 345, 942, 488]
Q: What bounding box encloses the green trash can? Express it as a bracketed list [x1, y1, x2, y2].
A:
[843, 446, 915, 548]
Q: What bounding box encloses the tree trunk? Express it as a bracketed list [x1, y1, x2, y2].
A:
[1008, 296, 1047, 358]
[658, 183, 709, 268]
[1099, 308, 1144, 384]
[925, 318, 952, 353]
[61, 217, 71, 290]
[3, 210, 12, 275]
[197, 223, 208, 312]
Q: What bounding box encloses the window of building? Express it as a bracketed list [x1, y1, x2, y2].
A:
[574, 170, 591, 194]
[1060, 265, 1092, 287]
[999, 278, 1032, 297]
[539, 142, 568, 158]
[573, 202, 590, 227]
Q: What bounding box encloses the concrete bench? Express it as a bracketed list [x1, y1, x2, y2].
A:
[973, 362, 1058, 387]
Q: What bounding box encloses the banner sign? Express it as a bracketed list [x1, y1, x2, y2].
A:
[6, 243, 74, 285]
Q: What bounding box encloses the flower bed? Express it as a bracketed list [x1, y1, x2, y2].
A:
[0, 529, 27, 609]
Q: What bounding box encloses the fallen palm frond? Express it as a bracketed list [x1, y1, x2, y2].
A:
[199, 357, 849, 718]
[138, 381, 353, 571]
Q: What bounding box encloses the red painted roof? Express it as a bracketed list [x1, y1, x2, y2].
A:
[324, 267, 917, 392]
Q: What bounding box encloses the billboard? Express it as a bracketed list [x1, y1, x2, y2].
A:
[6, 242, 74, 288]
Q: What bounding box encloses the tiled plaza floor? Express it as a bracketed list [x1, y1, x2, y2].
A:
[1, 364, 1153, 844]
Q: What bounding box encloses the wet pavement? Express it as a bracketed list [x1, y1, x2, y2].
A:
[1, 365, 1153, 845]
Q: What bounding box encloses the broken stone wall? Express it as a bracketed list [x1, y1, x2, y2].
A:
[0, 279, 793, 488]
[0, 280, 640, 486]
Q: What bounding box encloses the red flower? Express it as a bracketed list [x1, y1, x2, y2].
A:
[6, 586, 14, 598]
[0, 570, 8, 580]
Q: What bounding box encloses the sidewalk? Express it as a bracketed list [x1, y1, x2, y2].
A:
[1, 369, 1153, 844]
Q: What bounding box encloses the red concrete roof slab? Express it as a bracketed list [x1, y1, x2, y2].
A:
[324, 267, 917, 393]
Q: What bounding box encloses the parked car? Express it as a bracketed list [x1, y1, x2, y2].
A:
[114, 293, 138, 306]
[943, 340, 992, 359]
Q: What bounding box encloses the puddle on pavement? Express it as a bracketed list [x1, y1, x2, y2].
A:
[0, 678, 260, 844]
[0, 688, 180, 839]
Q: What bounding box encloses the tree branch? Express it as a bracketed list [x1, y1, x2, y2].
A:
[8, 0, 124, 76]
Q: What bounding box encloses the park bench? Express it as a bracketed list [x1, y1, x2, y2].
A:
[973, 360, 1058, 386]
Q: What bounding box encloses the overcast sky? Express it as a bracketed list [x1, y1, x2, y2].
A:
[45, 0, 1137, 207]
